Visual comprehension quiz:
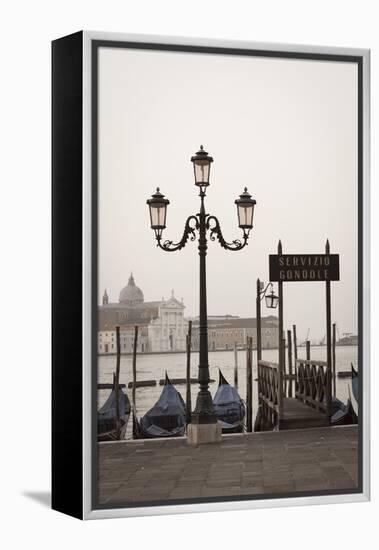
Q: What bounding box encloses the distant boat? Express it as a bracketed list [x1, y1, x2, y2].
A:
[98, 374, 131, 441]
[337, 334, 358, 346]
[213, 369, 245, 433]
[331, 395, 357, 426]
[133, 373, 186, 439]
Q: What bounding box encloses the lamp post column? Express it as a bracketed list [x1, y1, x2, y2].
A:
[192, 192, 217, 424]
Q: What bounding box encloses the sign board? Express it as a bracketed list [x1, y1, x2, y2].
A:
[269, 254, 340, 282]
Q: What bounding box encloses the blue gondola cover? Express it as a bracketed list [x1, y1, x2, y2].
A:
[213, 370, 245, 431]
[139, 377, 186, 437]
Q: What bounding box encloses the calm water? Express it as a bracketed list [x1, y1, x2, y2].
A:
[98, 345, 358, 440]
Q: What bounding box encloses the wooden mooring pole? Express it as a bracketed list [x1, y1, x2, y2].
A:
[115, 325, 121, 439]
[293, 325, 298, 361]
[293, 324, 298, 388]
[186, 320, 192, 425]
[234, 341, 239, 389]
[332, 322, 337, 396]
[287, 329, 293, 398]
[306, 340, 311, 361]
[132, 325, 138, 406]
[246, 336, 253, 432]
[282, 334, 287, 396]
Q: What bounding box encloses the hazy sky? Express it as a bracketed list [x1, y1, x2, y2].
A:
[98, 46, 358, 341]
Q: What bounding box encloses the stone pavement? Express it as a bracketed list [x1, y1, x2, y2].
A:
[98, 426, 358, 505]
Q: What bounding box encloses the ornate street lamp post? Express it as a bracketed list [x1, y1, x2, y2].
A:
[147, 146, 256, 443]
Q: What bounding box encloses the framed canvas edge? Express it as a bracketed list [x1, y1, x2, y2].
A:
[81, 31, 370, 520]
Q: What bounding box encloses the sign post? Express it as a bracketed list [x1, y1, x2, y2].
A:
[277, 240, 284, 422]
[256, 278, 262, 361]
[325, 240, 332, 419]
[269, 240, 339, 426]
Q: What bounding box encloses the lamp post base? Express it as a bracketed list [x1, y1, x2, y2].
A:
[187, 422, 222, 445]
[191, 389, 218, 423]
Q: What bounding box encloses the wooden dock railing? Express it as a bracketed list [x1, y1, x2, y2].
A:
[257, 358, 333, 430]
[295, 358, 332, 417]
[257, 360, 281, 429]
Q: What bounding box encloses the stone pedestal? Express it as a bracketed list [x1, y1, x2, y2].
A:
[187, 422, 222, 445]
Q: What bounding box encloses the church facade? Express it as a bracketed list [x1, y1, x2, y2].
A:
[98, 274, 188, 354]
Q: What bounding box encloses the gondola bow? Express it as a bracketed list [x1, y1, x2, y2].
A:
[133, 373, 186, 438]
[98, 375, 131, 441]
[213, 369, 245, 433]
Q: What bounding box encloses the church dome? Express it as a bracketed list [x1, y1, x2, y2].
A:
[119, 273, 144, 306]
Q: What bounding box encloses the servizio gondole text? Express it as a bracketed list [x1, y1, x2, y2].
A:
[269, 254, 340, 282]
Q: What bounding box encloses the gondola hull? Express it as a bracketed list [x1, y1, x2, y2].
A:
[133, 417, 185, 439]
[98, 418, 129, 442]
[331, 397, 357, 426]
[351, 364, 358, 403]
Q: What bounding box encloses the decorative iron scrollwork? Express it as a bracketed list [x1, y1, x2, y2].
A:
[156, 215, 199, 252]
[206, 215, 249, 251]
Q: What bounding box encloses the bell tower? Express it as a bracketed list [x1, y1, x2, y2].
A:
[102, 289, 109, 305]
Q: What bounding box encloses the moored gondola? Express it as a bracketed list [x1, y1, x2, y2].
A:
[331, 394, 357, 426]
[133, 373, 186, 439]
[351, 363, 358, 402]
[213, 369, 245, 433]
[98, 374, 131, 441]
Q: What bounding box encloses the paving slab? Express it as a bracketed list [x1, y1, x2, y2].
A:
[98, 426, 358, 505]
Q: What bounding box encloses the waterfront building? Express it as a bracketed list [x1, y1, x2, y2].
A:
[98, 274, 188, 354]
[191, 315, 279, 351]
